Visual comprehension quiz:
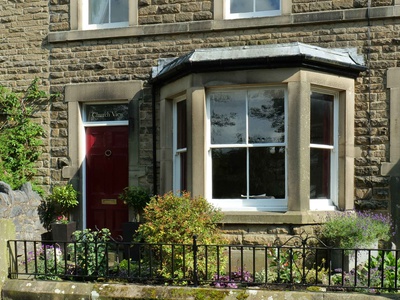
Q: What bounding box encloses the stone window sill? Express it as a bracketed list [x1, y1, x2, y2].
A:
[221, 211, 330, 225]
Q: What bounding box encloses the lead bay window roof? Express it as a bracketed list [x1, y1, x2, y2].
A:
[152, 43, 367, 84]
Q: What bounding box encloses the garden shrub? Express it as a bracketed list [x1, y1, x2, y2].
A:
[319, 211, 393, 249]
[134, 191, 226, 284]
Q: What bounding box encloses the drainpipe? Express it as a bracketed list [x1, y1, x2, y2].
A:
[151, 84, 158, 195]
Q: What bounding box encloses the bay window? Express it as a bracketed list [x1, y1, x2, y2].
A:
[155, 43, 364, 216]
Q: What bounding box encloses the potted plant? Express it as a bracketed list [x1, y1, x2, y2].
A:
[38, 197, 57, 242]
[48, 184, 79, 242]
[318, 210, 393, 271]
[119, 186, 151, 223]
[119, 186, 151, 255]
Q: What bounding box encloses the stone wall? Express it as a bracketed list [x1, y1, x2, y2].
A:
[138, 0, 213, 24]
[0, 182, 45, 241]
[292, 0, 393, 12]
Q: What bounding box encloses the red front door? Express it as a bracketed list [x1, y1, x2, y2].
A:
[85, 126, 129, 238]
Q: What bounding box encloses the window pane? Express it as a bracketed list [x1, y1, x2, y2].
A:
[310, 148, 331, 199]
[177, 100, 187, 149]
[110, 0, 129, 23]
[212, 148, 246, 199]
[256, 0, 280, 12]
[248, 89, 285, 143]
[210, 91, 246, 144]
[89, 0, 109, 24]
[249, 147, 285, 198]
[311, 92, 333, 145]
[180, 152, 187, 191]
[230, 0, 253, 13]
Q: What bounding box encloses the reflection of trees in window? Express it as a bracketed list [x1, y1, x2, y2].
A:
[248, 89, 284, 143]
[210, 92, 246, 144]
[250, 100, 284, 133]
[211, 112, 237, 127]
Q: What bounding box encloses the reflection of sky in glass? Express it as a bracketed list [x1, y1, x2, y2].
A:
[248, 89, 284, 143]
[231, 0, 280, 13]
[211, 91, 246, 144]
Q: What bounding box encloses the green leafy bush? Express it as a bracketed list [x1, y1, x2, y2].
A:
[67, 228, 111, 278]
[0, 78, 54, 190]
[319, 211, 393, 249]
[135, 191, 226, 283]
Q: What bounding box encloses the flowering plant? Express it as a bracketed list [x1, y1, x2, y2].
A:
[319, 211, 394, 249]
[56, 215, 69, 224]
[22, 244, 65, 280]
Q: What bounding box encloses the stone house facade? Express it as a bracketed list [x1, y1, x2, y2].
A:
[1, 0, 400, 244]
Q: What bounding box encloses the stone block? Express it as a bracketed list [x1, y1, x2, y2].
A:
[242, 234, 276, 246]
[0, 220, 15, 294]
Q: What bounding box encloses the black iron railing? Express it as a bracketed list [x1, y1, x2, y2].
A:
[7, 234, 400, 292]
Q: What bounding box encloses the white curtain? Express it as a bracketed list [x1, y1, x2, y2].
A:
[89, 0, 109, 24]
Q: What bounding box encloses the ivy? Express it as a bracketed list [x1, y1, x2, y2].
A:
[0, 78, 55, 190]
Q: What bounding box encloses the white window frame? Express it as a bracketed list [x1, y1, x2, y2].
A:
[309, 89, 339, 211]
[173, 96, 187, 192]
[206, 86, 288, 212]
[224, 0, 282, 20]
[80, 0, 135, 30]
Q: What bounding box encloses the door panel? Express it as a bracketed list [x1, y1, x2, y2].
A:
[86, 126, 129, 238]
